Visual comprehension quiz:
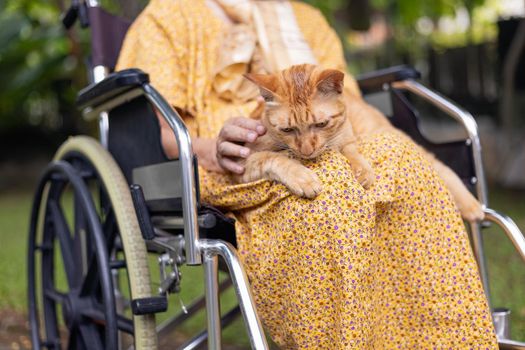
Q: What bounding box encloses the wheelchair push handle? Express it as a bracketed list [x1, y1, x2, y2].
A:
[61, 0, 90, 29]
[357, 65, 421, 94]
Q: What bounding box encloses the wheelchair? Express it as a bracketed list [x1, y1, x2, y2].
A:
[26, 1, 525, 349]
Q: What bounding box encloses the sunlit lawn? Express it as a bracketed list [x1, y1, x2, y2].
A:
[0, 187, 524, 345]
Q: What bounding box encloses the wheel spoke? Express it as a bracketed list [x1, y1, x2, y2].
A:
[78, 256, 100, 297]
[103, 208, 117, 250]
[73, 193, 91, 276]
[79, 209, 117, 298]
[40, 338, 62, 349]
[48, 200, 78, 287]
[44, 288, 67, 303]
[78, 323, 104, 350]
[81, 307, 134, 334]
[67, 327, 84, 350]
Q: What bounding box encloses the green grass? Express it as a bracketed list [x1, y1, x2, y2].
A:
[0, 191, 33, 312]
[483, 188, 525, 339]
[1, 187, 524, 344]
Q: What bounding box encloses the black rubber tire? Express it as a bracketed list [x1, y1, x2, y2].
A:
[28, 136, 157, 350]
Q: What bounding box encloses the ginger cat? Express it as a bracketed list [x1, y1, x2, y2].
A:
[239, 64, 375, 199]
[242, 64, 484, 222]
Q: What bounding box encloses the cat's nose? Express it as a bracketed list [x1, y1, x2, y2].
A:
[300, 143, 315, 157]
[300, 148, 315, 157]
[301, 150, 314, 157]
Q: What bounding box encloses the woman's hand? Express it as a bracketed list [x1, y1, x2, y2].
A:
[193, 138, 224, 173]
[216, 117, 266, 174]
[155, 108, 265, 174]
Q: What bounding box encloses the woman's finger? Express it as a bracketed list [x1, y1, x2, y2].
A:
[219, 157, 244, 174]
[220, 124, 258, 143]
[217, 141, 251, 158]
[230, 117, 266, 135]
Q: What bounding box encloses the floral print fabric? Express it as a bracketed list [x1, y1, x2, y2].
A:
[200, 132, 497, 348]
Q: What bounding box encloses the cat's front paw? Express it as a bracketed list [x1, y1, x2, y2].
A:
[284, 168, 322, 198]
[352, 161, 375, 189]
[341, 146, 375, 189]
[457, 193, 485, 222]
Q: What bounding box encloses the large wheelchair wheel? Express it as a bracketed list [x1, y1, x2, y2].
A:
[28, 136, 157, 349]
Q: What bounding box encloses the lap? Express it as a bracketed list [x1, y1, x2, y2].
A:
[199, 131, 496, 348]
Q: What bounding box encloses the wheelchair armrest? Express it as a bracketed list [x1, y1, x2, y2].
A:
[483, 208, 525, 263]
[357, 65, 421, 94]
[76, 68, 150, 110]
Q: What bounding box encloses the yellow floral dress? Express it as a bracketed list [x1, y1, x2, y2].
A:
[117, 0, 498, 348]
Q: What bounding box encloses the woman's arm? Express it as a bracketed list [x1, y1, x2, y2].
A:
[156, 110, 221, 172]
[156, 110, 265, 174]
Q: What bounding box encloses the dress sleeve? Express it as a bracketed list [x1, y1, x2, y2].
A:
[292, 2, 362, 98]
[115, 1, 189, 111]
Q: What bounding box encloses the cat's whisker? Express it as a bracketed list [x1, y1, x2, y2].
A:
[326, 135, 346, 148]
[273, 143, 290, 150]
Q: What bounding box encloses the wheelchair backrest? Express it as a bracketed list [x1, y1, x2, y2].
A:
[88, 7, 131, 72]
[62, 2, 132, 73]
[389, 89, 476, 190]
[66, 3, 169, 183]
[107, 96, 168, 183]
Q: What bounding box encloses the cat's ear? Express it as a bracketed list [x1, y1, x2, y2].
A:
[244, 73, 280, 102]
[315, 69, 345, 95]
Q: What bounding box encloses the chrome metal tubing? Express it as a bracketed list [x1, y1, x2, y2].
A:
[493, 308, 511, 340]
[484, 208, 525, 349]
[469, 222, 491, 304]
[499, 339, 525, 350]
[199, 239, 269, 350]
[203, 254, 221, 350]
[391, 79, 488, 206]
[85, 0, 100, 7]
[180, 306, 244, 350]
[484, 208, 525, 263]
[179, 306, 242, 350]
[99, 112, 109, 148]
[91, 65, 110, 147]
[92, 64, 108, 84]
[143, 83, 201, 265]
[156, 278, 233, 340]
[179, 331, 208, 350]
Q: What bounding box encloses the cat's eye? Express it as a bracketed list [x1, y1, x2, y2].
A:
[315, 121, 329, 128]
[280, 127, 295, 133]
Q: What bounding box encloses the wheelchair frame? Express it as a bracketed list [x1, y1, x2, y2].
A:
[86, 72, 268, 349]
[28, 0, 525, 349]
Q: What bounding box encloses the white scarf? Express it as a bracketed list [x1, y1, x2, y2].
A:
[211, 0, 317, 102]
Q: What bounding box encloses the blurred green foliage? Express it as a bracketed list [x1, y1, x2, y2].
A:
[302, 0, 345, 24]
[305, 0, 487, 31]
[369, 0, 484, 26]
[0, 0, 87, 133]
